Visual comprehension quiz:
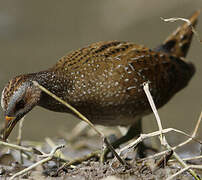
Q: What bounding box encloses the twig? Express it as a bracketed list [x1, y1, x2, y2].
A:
[120, 127, 200, 153]
[140, 153, 202, 165]
[17, 117, 25, 145]
[9, 144, 65, 180]
[45, 137, 72, 161]
[161, 17, 191, 24]
[174, 155, 202, 162]
[138, 111, 202, 162]
[0, 140, 62, 158]
[142, 82, 200, 180]
[167, 165, 202, 180]
[143, 82, 165, 145]
[17, 117, 25, 164]
[56, 150, 101, 174]
[192, 111, 202, 137]
[170, 111, 202, 149]
[0, 141, 33, 152]
[160, 16, 202, 43]
[104, 137, 129, 167]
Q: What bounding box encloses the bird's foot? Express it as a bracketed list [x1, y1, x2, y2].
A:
[136, 142, 158, 158]
[100, 141, 158, 163]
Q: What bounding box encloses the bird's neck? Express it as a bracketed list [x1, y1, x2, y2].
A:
[33, 70, 68, 96]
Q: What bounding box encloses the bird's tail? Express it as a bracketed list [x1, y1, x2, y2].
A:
[155, 10, 200, 58]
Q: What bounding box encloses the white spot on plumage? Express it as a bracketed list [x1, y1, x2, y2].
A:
[134, 78, 138, 82]
[180, 34, 184, 40]
[124, 67, 129, 71]
[128, 63, 135, 71]
[116, 64, 122, 69]
[179, 42, 183, 47]
[127, 86, 136, 90]
[131, 57, 139, 61]
[115, 82, 119, 86]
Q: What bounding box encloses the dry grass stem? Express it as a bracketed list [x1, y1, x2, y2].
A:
[142, 82, 200, 180]
[104, 137, 129, 167]
[0, 140, 33, 152]
[171, 111, 202, 149]
[139, 111, 202, 163]
[17, 117, 25, 146]
[56, 150, 101, 174]
[120, 127, 200, 154]
[160, 15, 202, 43]
[143, 82, 165, 145]
[161, 17, 192, 24]
[10, 144, 65, 180]
[45, 137, 72, 161]
[17, 117, 25, 164]
[170, 155, 202, 163]
[167, 164, 202, 180]
[192, 111, 202, 137]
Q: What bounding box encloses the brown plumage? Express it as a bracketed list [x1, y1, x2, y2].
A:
[1, 11, 199, 140]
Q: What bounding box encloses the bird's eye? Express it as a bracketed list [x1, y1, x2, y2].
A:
[15, 99, 25, 111]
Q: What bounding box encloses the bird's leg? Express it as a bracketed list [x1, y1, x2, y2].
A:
[100, 119, 141, 162]
[100, 118, 157, 162]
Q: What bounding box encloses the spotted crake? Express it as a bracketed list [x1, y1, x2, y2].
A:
[1, 11, 199, 143]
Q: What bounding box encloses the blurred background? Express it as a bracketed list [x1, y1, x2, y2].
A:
[0, 0, 201, 143]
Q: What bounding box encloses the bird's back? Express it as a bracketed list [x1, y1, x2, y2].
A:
[45, 40, 194, 126]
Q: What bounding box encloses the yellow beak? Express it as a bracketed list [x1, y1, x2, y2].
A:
[5, 116, 15, 122]
[2, 116, 16, 141]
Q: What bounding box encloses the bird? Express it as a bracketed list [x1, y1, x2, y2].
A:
[0, 11, 199, 150]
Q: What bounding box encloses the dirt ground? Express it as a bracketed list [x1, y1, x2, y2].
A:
[0, 126, 202, 180]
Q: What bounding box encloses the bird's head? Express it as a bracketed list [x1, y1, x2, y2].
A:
[1, 75, 41, 140]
